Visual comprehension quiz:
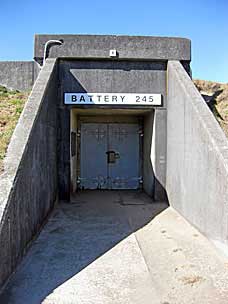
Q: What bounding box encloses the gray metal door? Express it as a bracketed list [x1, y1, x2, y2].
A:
[80, 123, 140, 190]
[80, 123, 108, 189]
[108, 124, 140, 189]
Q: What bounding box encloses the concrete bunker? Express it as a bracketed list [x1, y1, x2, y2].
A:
[0, 35, 196, 289]
[2, 34, 228, 301]
[33, 35, 191, 202]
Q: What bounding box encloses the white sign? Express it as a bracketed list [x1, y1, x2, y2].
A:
[64, 93, 162, 106]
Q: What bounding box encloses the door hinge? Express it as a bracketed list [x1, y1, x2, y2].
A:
[139, 130, 144, 137]
[77, 129, 81, 137]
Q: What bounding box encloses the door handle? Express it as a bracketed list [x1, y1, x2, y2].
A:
[106, 151, 120, 163]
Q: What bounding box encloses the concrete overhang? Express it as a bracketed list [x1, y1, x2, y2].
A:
[34, 34, 191, 63]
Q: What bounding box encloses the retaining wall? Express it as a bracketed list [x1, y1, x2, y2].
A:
[0, 61, 40, 91]
[0, 59, 58, 288]
[167, 60, 228, 245]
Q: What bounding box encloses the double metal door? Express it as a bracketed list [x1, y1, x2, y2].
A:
[80, 123, 140, 189]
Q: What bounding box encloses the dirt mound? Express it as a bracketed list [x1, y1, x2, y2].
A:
[194, 79, 228, 137]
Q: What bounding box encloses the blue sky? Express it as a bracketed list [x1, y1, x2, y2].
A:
[0, 0, 227, 82]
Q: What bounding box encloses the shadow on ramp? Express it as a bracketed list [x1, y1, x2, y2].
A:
[0, 190, 168, 304]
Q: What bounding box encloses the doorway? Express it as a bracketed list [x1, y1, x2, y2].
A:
[80, 123, 141, 190]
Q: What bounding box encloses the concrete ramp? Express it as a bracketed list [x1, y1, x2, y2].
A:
[1, 191, 228, 304]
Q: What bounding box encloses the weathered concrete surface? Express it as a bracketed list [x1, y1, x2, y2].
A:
[143, 110, 155, 196]
[151, 108, 167, 201]
[0, 61, 39, 91]
[1, 191, 228, 304]
[34, 34, 191, 63]
[167, 61, 228, 247]
[143, 109, 167, 200]
[0, 59, 58, 289]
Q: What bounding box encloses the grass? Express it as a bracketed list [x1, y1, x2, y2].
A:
[0, 85, 29, 173]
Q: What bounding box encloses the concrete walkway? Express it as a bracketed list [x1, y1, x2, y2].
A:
[1, 191, 228, 304]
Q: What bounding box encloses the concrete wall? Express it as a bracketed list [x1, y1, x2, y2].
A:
[34, 34, 191, 63]
[70, 111, 78, 192]
[0, 61, 40, 91]
[58, 59, 167, 200]
[151, 109, 167, 201]
[0, 59, 58, 288]
[143, 109, 167, 201]
[167, 60, 228, 245]
[143, 111, 155, 196]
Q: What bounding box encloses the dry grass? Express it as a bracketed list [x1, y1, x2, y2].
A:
[179, 275, 204, 286]
[194, 79, 228, 137]
[0, 85, 29, 173]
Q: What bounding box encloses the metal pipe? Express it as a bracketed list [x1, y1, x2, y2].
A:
[42, 39, 63, 66]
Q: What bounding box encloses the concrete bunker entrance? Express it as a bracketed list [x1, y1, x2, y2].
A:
[59, 58, 167, 201]
[70, 108, 158, 197]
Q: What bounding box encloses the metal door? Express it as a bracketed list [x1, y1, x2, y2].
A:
[80, 123, 108, 189]
[108, 124, 140, 189]
[80, 123, 140, 190]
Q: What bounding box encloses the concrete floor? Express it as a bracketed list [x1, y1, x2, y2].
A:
[1, 191, 228, 304]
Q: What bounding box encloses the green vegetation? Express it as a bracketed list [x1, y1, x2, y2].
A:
[0, 85, 29, 172]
